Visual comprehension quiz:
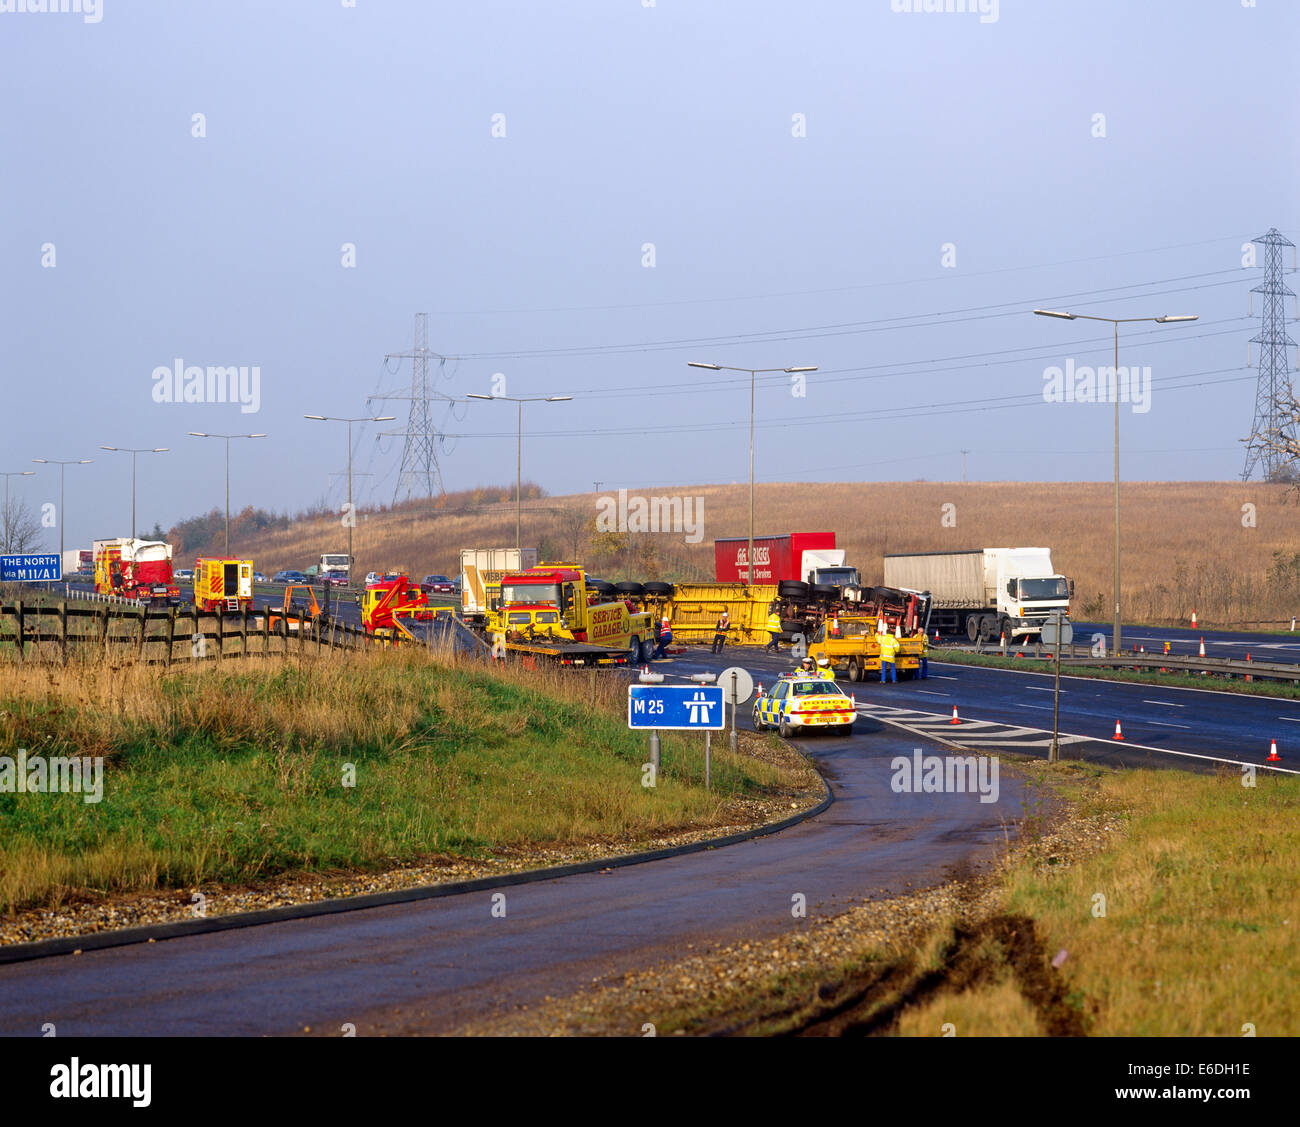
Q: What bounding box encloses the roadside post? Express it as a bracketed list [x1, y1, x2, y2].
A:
[718, 666, 755, 757]
[628, 681, 724, 787]
[1041, 612, 1073, 764]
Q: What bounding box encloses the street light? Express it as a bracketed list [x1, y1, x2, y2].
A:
[1033, 309, 1197, 654]
[304, 414, 395, 585]
[688, 362, 818, 584]
[1, 470, 35, 553]
[187, 432, 267, 555]
[30, 458, 93, 575]
[466, 393, 573, 551]
[98, 446, 168, 538]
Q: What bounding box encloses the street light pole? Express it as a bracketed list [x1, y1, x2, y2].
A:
[30, 458, 93, 573]
[99, 446, 168, 537]
[465, 393, 574, 553]
[1033, 309, 1197, 655]
[187, 433, 267, 555]
[688, 363, 817, 585]
[1, 470, 35, 552]
[304, 414, 395, 585]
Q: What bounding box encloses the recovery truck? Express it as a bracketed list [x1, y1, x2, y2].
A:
[883, 547, 1072, 643]
[805, 593, 931, 682]
[93, 538, 181, 605]
[490, 562, 656, 666]
[193, 557, 254, 613]
[361, 575, 436, 641]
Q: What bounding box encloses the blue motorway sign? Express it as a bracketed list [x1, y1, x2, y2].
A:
[0, 554, 61, 582]
[627, 684, 725, 731]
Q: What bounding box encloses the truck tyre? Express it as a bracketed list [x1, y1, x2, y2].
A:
[848, 659, 860, 682]
[778, 580, 809, 601]
[630, 639, 642, 665]
[615, 581, 644, 598]
[588, 579, 616, 596]
[1000, 618, 1015, 646]
[966, 616, 979, 643]
[643, 581, 674, 597]
[978, 616, 996, 643]
[639, 637, 655, 664]
[810, 583, 838, 600]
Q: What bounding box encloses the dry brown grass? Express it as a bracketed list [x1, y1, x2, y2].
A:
[214, 480, 1300, 626]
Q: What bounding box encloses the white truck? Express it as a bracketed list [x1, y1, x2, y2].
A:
[883, 547, 1073, 643]
[459, 547, 538, 625]
[318, 552, 351, 586]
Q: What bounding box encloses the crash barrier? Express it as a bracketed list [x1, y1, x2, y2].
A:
[0, 598, 379, 665]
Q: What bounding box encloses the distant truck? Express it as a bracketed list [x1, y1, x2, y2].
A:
[62, 548, 92, 576]
[714, 533, 859, 589]
[93, 539, 181, 605]
[318, 553, 351, 585]
[193, 557, 254, 613]
[883, 547, 1073, 643]
[460, 547, 538, 625]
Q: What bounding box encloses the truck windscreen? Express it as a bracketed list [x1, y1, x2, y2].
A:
[1018, 578, 1069, 600]
[502, 583, 560, 607]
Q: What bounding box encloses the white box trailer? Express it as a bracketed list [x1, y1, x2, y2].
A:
[459, 547, 538, 623]
[883, 547, 1073, 643]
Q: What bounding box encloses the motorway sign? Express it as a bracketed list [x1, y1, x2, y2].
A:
[627, 684, 725, 730]
[718, 666, 754, 706]
[0, 554, 61, 582]
[1041, 615, 1073, 645]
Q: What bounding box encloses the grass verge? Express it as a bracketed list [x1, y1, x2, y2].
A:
[0, 652, 815, 917]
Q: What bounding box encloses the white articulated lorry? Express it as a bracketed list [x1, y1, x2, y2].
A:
[883, 547, 1073, 643]
[459, 547, 539, 626]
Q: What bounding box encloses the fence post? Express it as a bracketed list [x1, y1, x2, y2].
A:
[298, 610, 306, 657]
[166, 606, 176, 669]
[263, 607, 270, 656]
[279, 613, 288, 657]
[58, 598, 68, 665]
[216, 606, 225, 662]
[15, 600, 24, 663]
[100, 604, 111, 660]
[241, 604, 249, 658]
[193, 607, 201, 662]
[136, 606, 147, 662]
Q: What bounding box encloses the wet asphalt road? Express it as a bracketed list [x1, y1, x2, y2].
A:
[0, 693, 1023, 1036]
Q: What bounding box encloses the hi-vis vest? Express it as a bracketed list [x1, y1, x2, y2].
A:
[767, 613, 781, 632]
[880, 633, 899, 661]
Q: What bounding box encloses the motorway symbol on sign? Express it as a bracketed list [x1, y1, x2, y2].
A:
[627, 684, 725, 730]
[0, 554, 61, 582]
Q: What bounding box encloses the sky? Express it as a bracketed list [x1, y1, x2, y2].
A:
[2, 0, 1298, 553]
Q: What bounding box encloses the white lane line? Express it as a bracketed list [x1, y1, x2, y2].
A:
[1026, 686, 1062, 693]
[1145, 720, 1192, 729]
[1019, 704, 1053, 710]
[930, 675, 958, 680]
[1278, 716, 1300, 723]
[1142, 700, 1185, 707]
[914, 690, 949, 696]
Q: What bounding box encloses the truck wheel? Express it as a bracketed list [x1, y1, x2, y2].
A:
[848, 659, 860, 682]
[630, 639, 642, 665]
[810, 583, 838, 600]
[643, 581, 674, 597]
[978, 616, 996, 643]
[966, 617, 979, 643]
[615, 581, 644, 598]
[778, 580, 809, 601]
[638, 637, 655, 664]
[1000, 618, 1015, 645]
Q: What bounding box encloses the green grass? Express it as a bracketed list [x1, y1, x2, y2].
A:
[0, 654, 799, 914]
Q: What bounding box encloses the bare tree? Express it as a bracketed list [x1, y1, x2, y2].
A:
[555, 504, 589, 561]
[1, 498, 44, 555]
[1245, 388, 1300, 487]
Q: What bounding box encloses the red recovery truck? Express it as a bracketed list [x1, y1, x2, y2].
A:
[93, 538, 182, 605]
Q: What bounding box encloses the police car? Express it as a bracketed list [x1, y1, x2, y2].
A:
[752, 673, 856, 738]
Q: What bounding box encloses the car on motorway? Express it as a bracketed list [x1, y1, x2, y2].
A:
[174, 568, 195, 581]
[752, 673, 856, 737]
[252, 571, 267, 583]
[273, 570, 310, 584]
[364, 571, 381, 585]
[421, 573, 455, 596]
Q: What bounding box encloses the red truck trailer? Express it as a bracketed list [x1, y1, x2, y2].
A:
[714, 532, 839, 584]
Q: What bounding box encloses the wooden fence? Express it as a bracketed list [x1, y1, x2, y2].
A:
[0, 598, 376, 666]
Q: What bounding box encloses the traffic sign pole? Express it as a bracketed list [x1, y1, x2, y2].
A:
[704, 729, 711, 790]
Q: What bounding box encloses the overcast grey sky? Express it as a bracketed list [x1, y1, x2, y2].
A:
[2, 0, 1298, 552]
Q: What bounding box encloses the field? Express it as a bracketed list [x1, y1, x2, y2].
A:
[0, 652, 812, 918]
[203, 480, 1300, 626]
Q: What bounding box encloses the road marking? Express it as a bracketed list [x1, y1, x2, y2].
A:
[1142, 700, 1184, 707]
[914, 690, 949, 696]
[1019, 703, 1053, 710]
[931, 675, 958, 680]
[1026, 686, 1064, 693]
[1278, 716, 1300, 723]
[1145, 720, 1192, 729]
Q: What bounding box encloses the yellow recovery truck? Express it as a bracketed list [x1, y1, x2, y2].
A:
[489, 562, 657, 666]
[806, 614, 926, 681]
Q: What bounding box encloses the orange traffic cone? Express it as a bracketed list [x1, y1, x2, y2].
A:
[1246, 653, 1252, 683]
[1191, 610, 1198, 627]
[934, 629, 940, 643]
[1112, 720, 1125, 741]
[950, 705, 962, 725]
[999, 631, 1006, 649]
[1198, 638, 1206, 658]
[850, 693, 856, 708]
[1268, 739, 1281, 762]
